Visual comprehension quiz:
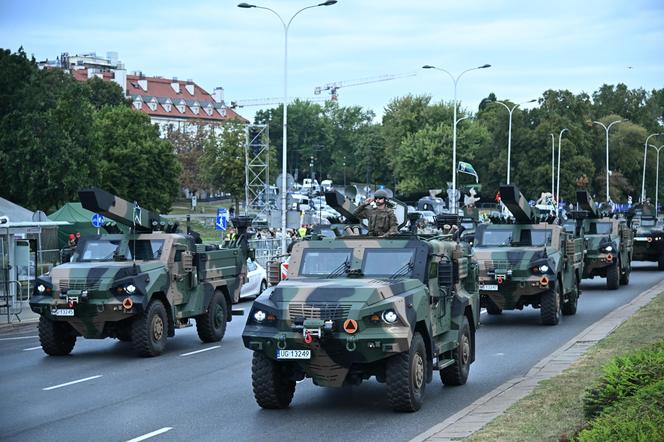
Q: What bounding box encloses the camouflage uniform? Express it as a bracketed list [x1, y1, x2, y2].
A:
[353, 203, 398, 236]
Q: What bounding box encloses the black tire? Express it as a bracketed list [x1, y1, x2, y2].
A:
[485, 299, 502, 315]
[386, 332, 427, 412]
[540, 281, 561, 325]
[658, 254, 664, 271]
[196, 290, 228, 343]
[259, 280, 268, 295]
[562, 277, 579, 316]
[251, 352, 295, 409]
[38, 317, 76, 356]
[440, 316, 472, 386]
[131, 300, 168, 357]
[619, 258, 631, 285]
[606, 261, 620, 290]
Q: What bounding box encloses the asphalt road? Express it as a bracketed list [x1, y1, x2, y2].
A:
[0, 262, 661, 442]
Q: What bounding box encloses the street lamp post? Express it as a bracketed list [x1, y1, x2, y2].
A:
[238, 1, 337, 254]
[556, 128, 569, 207]
[593, 120, 623, 202]
[422, 63, 491, 213]
[495, 99, 536, 184]
[641, 132, 663, 202]
[549, 133, 555, 197]
[342, 156, 346, 187]
[648, 144, 664, 214]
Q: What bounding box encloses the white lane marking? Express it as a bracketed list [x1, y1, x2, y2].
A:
[0, 335, 38, 341]
[23, 346, 42, 351]
[127, 427, 173, 442]
[180, 345, 220, 357]
[43, 375, 103, 391]
[480, 308, 487, 316]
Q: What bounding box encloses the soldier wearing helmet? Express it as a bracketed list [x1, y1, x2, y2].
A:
[353, 189, 398, 236]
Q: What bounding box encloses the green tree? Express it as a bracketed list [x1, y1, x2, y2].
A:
[86, 77, 129, 109]
[94, 106, 180, 212]
[165, 123, 211, 196]
[199, 121, 246, 211]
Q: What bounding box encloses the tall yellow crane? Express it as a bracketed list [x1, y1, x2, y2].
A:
[313, 72, 418, 101]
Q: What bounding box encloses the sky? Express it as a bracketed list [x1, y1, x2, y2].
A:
[1, 0, 663, 122]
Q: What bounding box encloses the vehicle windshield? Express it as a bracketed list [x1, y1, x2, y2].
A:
[640, 218, 656, 227]
[77, 240, 122, 262]
[461, 222, 475, 230]
[300, 249, 352, 276]
[475, 230, 513, 247]
[589, 222, 613, 235]
[127, 240, 165, 260]
[76, 239, 164, 262]
[531, 230, 552, 246]
[563, 222, 576, 233]
[363, 249, 415, 277]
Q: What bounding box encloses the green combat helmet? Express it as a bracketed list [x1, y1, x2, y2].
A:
[473, 184, 585, 325]
[242, 212, 480, 412]
[574, 190, 633, 288]
[626, 201, 664, 270]
[30, 188, 250, 357]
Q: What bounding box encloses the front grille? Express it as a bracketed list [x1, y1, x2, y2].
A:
[288, 303, 352, 323]
[478, 260, 513, 271]
[58, 279, 104, 291]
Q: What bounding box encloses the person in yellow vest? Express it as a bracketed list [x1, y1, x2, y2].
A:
[298, 225, 308, 238]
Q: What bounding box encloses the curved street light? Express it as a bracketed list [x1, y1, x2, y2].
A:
[648, 143, 664, 215]
[238, 1, 337, 254]
[593, 119, 623, 202]
[556, 128, 569, 207]
[494, 99, 536, 184]
[422, 63, 491, 213]
[641, 132, 663, 202]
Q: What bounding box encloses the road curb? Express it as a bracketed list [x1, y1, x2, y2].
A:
[411, 279, 664, 442]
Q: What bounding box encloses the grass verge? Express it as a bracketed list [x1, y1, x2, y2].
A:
[465, 290, 664, 442]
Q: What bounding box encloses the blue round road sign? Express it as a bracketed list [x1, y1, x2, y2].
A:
[91, 213, 105, 228]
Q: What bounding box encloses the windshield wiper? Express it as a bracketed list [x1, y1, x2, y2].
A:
[326, 257, 350, 278]
[389, 258, 414, 279]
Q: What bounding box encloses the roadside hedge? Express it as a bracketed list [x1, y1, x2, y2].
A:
[582, 339, 664, 419]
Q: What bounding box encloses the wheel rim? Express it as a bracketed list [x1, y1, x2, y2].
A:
[213, 304, 224, 330]
[152, 315, 164, 341]
[460, 332, 470, 365]
[413, 353, 424, 389]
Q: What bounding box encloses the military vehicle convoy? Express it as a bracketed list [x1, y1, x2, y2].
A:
[242, 192, 480, 412]
[627, 202, 664, 270]
[473, 185, 584, 325]
[30, 188, 249, 357]
[574, 191, 633, 289]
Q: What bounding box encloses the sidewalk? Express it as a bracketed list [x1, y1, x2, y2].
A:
[0, 301, 40, 331]
[412, 279, 664, 442]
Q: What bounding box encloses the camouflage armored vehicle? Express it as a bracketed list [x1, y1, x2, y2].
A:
[473, 185, 584, 325]
[626, 202, 664, 270]
[242, 197, 480, 412]
[30, 188, 249, 357]
[574, 191, 633, 288]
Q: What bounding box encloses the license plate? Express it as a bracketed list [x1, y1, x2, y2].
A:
[276, 349, 311, 359]
[53, 309, 74, 316]
[634, 237, 647, 241]
[480, 284, 498, 291]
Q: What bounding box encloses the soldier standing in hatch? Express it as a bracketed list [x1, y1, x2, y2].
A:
[354, 189, 398, 236]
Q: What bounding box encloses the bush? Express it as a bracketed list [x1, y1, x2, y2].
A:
[583, 339, 664, 419]
[577, 378, 664, 442]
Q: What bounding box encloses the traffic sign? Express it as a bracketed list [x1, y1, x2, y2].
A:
[91, 213, 105, 228]
[216, 208, 228, 231]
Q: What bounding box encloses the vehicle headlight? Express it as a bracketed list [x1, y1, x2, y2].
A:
[253, 310, 266, 323]
[604, 245, 613, 252]
[382, 310, 398, 324]
[539, 264, 549, 273]
[124, 284, 136, 294]
[37, 284, 46, 293]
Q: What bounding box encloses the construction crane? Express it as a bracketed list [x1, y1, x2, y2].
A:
[314, 72, 418, 101]
[229, 96, 326, 109]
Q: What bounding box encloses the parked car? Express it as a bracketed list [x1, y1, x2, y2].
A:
[240, 258, 268, 299]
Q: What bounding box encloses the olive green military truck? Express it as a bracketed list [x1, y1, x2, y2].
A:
[30, 188, 249, 357]
[473, 185, 584, 325]
[242, 198, 480, 412]
[575, 190, 633, 289]
[627, 202, 664, 270]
